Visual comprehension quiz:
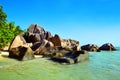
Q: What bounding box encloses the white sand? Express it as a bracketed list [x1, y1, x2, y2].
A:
[0, 51, 9, 58]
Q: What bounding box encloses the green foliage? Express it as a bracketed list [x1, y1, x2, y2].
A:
[0, 5, 23, 48]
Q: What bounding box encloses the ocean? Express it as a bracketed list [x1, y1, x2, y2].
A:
[0, 47, 120, 80]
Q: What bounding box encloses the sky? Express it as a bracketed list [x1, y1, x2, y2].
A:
[0, 0, 120, 46]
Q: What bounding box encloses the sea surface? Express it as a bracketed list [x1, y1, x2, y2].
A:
[0, 48, 120, 80]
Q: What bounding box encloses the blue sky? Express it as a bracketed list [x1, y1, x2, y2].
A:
[0, 0, 120, 46]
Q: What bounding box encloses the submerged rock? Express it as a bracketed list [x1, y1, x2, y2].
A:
[51, 50, 89, 64]
[99, 43, 116, 51]
[81, 44, 100, 52]
[72, 50, 89, 63]
[51, 57, 74, 64]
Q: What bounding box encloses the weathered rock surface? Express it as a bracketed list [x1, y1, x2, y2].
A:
[49, 35, 80, 51]
[27, 24, 52, 43]
[31, 39, 54, 55]
[9, 46, 35, 60]
[61, 39, 80, 51]
[9, 35, 34, 60]
[49, 34, 61, 46]
[81, 44, 100, 52]
[99, 43, 116, 51]
[9, 35, 26, 50]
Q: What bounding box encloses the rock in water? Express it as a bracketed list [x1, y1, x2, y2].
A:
[9, 46, 34, 60]
[99, 43, 116, 51]
[72, 50, 89, 63]
[81, 44, 100, 52]
[22, 46, 35, 60]
[51, 57, 74, 64]
[8, 24, 84, 64]
[50, 50, 89, 64]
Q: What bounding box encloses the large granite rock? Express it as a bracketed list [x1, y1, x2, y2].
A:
[27, 24, 52, 43]
[48, 34, 61, 46]
[99, 43, 116, 51]
[8, 24, 84, 64]
[9, 35, 34, 60]
[49, 34, 80, 51]
[9, 46, 35, 60]
[61, 39, 80, 51]
[31, 39, 54, 55]
[9, 35, 32, 51]
[9, 35, 26, 50]
[81, 44, 100, 52]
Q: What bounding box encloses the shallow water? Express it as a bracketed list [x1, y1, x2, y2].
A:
[0, 48, 120, 80]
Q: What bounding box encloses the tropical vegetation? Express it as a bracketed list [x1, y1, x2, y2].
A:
[0, 5, 23, 48]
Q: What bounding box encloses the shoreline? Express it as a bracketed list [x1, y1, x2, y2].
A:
[0, 50, 43, 59]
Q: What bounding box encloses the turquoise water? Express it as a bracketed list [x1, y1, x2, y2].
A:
[0, 48, 120, 80]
